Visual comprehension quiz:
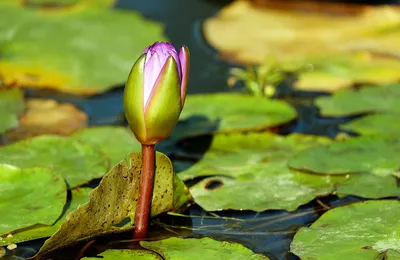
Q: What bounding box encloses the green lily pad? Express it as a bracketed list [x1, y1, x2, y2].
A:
[83, 238, 268, 260]
[26, 0, 81, 5]
[70, 126, 141, 167]
[141, 237, 269, 260]
[291, 200, 400, 260]
[34, 152, 190, 258]
[0, 164, 66, 236]
[178, 133, 341, 212]
[341, 113, 400, 136]
[288, 135, 400, 176]
[0, 0, 166, 95]
[0, 88, 24, 134]
[177, 93, 297, 137]
[0, 188, 91, 246]
[0, 135, 109, 188]
[315, 84, 400, 117]
[82, 249, 162, 260]
[336, 173, 399, 199]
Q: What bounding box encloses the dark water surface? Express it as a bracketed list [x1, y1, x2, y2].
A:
[7, 0, 399, 259]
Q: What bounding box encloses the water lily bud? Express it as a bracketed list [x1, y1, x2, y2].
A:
[124, 42, 190, 145]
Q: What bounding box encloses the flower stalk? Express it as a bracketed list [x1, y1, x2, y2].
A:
[133, 144, 155, 239]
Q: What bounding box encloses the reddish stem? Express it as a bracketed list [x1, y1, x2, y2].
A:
[133, 144, 155, 240]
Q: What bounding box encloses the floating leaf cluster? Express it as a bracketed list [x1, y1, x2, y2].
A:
[0, 126, 190, 255]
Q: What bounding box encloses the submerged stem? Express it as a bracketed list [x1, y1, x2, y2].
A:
[134, 144, 155, 240]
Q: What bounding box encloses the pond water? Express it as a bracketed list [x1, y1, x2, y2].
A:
[6, 0, 399, 259]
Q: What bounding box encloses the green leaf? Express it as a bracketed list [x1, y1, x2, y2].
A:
[0, 88, 24, 134]
[0, 135, 109, 188]
[82, 249, 162, 260]
[288, 135, 400, 176]
[315, 84, 400, 117]
[341, 113, 400, 136]
[34, 152, 190, 258]
[291, 200, 400, 260]
[25, 0, 82, 6]
[336, 173, 399, 199]
[70, 126, 141, 167]
[141, 237, 269, 260]
[0, 164, 66, 236]
[0, 0, 166, 95]
[177, 93, 297, 137]
[0, 188, 91, 246]
[178, 133, 341, 212]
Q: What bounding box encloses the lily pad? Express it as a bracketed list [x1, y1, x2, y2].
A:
[291, 200, 400, 260]
[0, 135, 109, 188]
[0, 0, 166, 95]
[178, 133, 341, 212]
[336, 173, 399, 199]
[70, 126, 140, 167]
[27, 0, 81, 5]
[204, 1, 400, 64]
[204, 1, 400, 91]
[140, 237, 269, 260]
[6, 99, 88, 142]
[315, 84, 400, 117]
[341, 113, 400, 136]
[0, 88, 24, 134]
[82, 249, 162, 260]
[34, 152, 190, 258]
[291, 52, 400, 92]
[178, 93, 296, 137]
[0, 187, 91, 246]
[0, 164, 66, 236]
[288, 135, 400, 176]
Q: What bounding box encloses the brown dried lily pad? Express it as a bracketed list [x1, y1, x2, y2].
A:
[6, 99, 87, 142]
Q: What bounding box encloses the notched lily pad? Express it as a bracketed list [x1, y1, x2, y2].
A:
[177, 93, 296, 137]
[288, 135, 400, 176]
[70, 126, 141, 167]
[0, 188, 91, 246]
[0, 0, 166, 94]
[341, 113, 400, 137]
[0, 88, 24, 135]
[0, 164, 66, 236]
[291, 200, 400, 260]
[316, 84, 400, 117]
[0, 135, 109, 188]
[140, 237, 269, 260]
[178, 133, 340, 212]
[6, 99, 87, 142]
[34, 152, 191, 258]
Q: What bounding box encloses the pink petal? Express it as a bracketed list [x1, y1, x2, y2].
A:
[143, 52, 163, 107]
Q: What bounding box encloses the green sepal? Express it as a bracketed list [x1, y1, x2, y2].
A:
[144, 56, 182, 144]
[123, 54, 147, 143]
